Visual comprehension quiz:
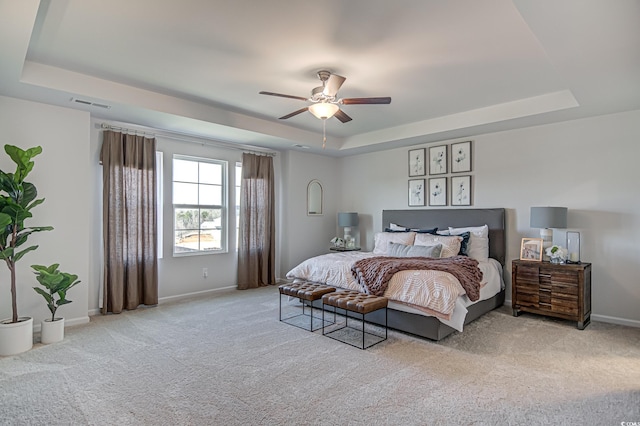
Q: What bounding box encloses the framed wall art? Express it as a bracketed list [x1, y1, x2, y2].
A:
[520, 237, 543, 261]
[451, 175, 472, 206]
[408, 148, 426, 177]
[408, 179, 426, 206]
[428, 177, 447, 206]
[428, 145, 447, 175]
[451, 140, 472, 173]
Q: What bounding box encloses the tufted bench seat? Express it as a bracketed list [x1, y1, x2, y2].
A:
[321, 290, 388, 349]
[279, 282, 336, 331]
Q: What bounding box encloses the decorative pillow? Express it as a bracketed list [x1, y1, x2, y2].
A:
[448, 225, 490, 261]
[387, 242, 443, 258]
[384, 224, 438, 234]
[372, 232, 416, 255]
[413, 233, 462, 258]
[412, 227, 438, 234]
[389, 223, 408, 231]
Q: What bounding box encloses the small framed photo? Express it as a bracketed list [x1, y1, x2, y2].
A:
[520, 238, 543, 261]
[428, 177, 447, 206]
[428, 145, 447, 175]
[451, 175, 472, 206]
[451, 141, 472, 173]
[408, 148, 426, 177]
[408, 179, 426, 206]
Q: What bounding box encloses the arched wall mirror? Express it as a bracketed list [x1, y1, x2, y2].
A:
[307, 180, 323, 216]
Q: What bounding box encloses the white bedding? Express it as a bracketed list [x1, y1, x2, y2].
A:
[285, 252, 504, 332]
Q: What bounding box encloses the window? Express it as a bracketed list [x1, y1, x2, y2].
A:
[172, 155, 227, 255]
[235, 162, 242, 249]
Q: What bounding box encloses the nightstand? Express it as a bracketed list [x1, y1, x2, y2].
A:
[329, 247, 361, 252]
[512, 260, 592, 330]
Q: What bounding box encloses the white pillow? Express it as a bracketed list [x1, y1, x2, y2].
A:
[414, 233, 462, 258]
[448, 225, 490, 261]
[389, 223, 408, 231]
[373, 232, 416, 255]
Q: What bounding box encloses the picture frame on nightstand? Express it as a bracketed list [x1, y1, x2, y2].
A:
[520, 237, 543, 261]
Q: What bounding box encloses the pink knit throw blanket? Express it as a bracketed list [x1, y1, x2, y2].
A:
[351, 256, 483, 301]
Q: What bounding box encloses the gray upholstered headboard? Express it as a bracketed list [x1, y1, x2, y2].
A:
[382, 208, 506, 265]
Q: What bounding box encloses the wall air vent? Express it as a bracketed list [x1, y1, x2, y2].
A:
[70, 98, 112, 109]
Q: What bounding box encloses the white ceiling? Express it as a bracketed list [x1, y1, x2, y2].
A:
[1, 0, 639, 156]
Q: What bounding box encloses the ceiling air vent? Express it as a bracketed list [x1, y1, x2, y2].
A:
[70, 98, 112, 109]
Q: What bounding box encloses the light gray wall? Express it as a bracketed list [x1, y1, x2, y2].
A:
[278, 150, 340, 274]
[0, 96, 91, 328]
[3, 94, 639, 329]
[88, 119, 284, 312]
[335, 109, 640, 326]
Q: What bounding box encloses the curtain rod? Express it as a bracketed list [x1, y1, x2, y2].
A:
[99, 123, 277, 157]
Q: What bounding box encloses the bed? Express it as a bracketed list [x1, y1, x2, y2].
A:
[286, 208, 506, 341]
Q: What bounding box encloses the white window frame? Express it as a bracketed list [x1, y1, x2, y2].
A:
[172, 154, 228, 256]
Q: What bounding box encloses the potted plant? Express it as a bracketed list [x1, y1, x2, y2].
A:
[0, 145, 52, 356]
[32, 263, 81, 344]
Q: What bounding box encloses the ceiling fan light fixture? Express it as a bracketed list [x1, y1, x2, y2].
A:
[308, 102, 339, 120]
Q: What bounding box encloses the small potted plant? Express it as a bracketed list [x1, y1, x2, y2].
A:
[32, 263, 81, 344]
[546, 244, 568, 264]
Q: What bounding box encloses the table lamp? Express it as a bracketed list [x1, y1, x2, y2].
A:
[338, 212, 359, 249]
[530, 206, 567, 261]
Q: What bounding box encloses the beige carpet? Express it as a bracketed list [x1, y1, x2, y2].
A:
[1, 285, 639, 425]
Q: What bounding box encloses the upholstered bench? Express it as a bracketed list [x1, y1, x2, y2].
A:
[321, 290, 388, 349]
[279, 282, 336, 331]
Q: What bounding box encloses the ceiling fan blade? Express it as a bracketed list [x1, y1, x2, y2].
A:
[279, 107, 309, 120]
[323, 74, 346, 97]
[259, 91, 309, 101]
[334, 109, 352, 123]
[341, 97, 392, 105]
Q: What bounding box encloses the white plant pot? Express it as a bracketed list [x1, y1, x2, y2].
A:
[0, 317, 33, 356]
[41, 318, 65, 344]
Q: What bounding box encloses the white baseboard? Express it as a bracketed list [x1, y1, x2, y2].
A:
[157, 286, 236, 304]
[505, 298, 639, 328]
[591, 314, 640, 328]
[88, 286, 238, 317]
[33, 316, 90, 332]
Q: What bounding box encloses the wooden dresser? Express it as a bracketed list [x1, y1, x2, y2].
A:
[511, 260, 592, 329]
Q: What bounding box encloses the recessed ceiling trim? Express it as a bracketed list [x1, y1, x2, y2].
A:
[340, 90, 579, 150]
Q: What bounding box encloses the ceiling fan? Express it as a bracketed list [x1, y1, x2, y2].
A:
[259, 70, 391, 123]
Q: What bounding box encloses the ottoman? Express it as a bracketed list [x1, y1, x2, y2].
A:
[321, 290, 388, 349]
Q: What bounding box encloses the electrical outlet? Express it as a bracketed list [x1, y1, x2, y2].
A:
[202, 268, 208, 278]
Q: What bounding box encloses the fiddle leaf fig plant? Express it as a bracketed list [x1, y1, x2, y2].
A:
[32, 264, 81, 322]
[0, 145, 53, 323]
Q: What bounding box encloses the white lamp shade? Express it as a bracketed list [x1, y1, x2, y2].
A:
[308, 102, 339, 119]
[530, 207, 567, 229]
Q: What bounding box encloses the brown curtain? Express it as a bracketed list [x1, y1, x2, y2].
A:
[237, 153, 275, 289]
[100, 130, 158, 314]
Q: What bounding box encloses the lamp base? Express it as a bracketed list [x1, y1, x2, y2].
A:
[343, 227, 356, 249]
[540, 228, 552, 261]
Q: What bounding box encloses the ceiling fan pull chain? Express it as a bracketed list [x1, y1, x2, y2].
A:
[322, 119, 327, 149]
